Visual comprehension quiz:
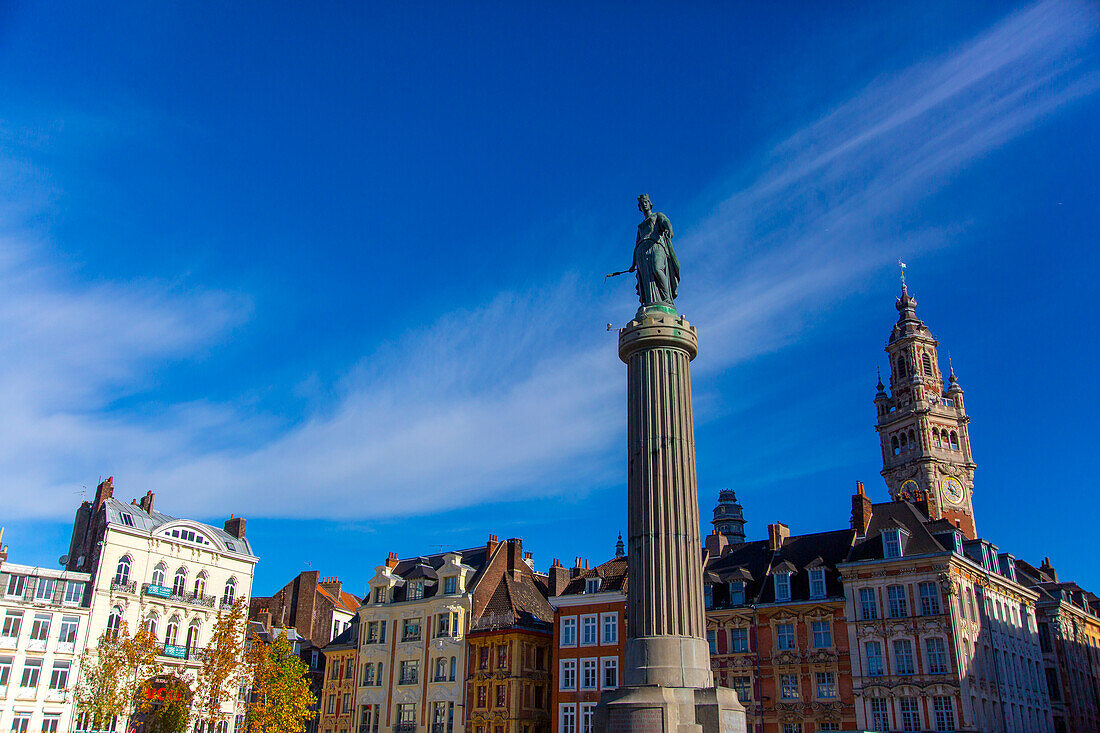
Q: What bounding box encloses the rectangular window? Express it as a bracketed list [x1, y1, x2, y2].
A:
[602, 658, 618, 689]
[870, 699, 889, 730]
[602, 613, 618, 644]
[402, 618, 421, 642]
[818, 725, 839, 732]
[809, 569, 826, 599]
[561, 617, 577, 647]
[366, 621, 379, 643]
[580, 703, 595, 733]
[707, 630, 717, 655]
[397, 704, 416, 726]
[865, 641, 884, 676]
[6, 575, 25, 598]
[815, 671, 836, 699]
[811, 620, 832, 648]
[49, 659, 70, 689]
[779, 673, 798, 700]
[585, 578, 601, 594]
[731, 676, 750, 701]
[437, 613, 451, 637]
[497, 644, 508, 670]
[730, 627, 749, 653]
[477, 686, 487, 708]
[0, 655, 11, 687]
[35, 578, 56, 601]
[496, 685, 506, 707]
[2, 611, 23, 639]
[776, 623, 795, 650]
[327, 694, 336, 714]
[782, 724, 802, 733]
[398, 660, 419, 685]
[11, 716, 29, 733]
[728, 581, 745, 606]
[774, 573, 791, 602]
[59, 616, 79, 644]
[362, 662, 376, 686]
[581, 658, 597, 689]
[560, 659, 576, 690]
[860, 588, 878, 620]
[379, 620, 386, 643]
[42, 715, 60, 733]
[920, 581, 941, 615]
[704, 584, 713, 609]
[926, 637, 949, 674]
[407, 582, 424, 601]
[884, 529, 903, 558]
[30, 613, 51, 641]
[560, 705, 576, 733]
[444, 576, 458, 595]
[893, 639, 915, 675]
[21, 658, 42, 688]
[580, 615, 598, 646]
[887, 585, 908, 618]
[899, 696, 920, 731]
[933, 696, 956, 732]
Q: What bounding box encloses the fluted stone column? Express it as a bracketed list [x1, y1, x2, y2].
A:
[594, 307, 745, 733]
[620, 309, 712, 689]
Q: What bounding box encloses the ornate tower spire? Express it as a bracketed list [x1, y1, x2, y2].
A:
[615, 531, 625, 558]
[875, 273, 977, 538]
[711, 489, 746, 545]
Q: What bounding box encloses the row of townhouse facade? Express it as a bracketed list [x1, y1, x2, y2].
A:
[1, 478, 259, 733]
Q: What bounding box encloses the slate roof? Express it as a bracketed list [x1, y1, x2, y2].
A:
[104, 497, 255, 557]
[705, 528, 854, 607]
[559, 557, 628, 596]
[845, 501, 949, 563]
[387, 545, 490, 604]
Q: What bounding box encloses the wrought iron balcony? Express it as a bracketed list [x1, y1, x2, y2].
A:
[111, 581, 137, 594]
[141, 583, 217, 608]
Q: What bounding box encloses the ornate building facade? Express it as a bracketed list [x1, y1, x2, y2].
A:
[319, 620, 360, 733]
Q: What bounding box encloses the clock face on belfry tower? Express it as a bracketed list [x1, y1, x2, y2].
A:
[941, 477, 965, 505]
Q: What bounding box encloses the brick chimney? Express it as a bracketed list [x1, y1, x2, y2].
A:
[547, 559, 570, 597]
[506, 538, 524, 581]
[523, 551, 534, 569]
[224, 515, 246, 539]
[852, 482, 873, 536]
[94, 476, 114, 511]
[385, 552, 399, 569]
[1040, 557, 1058, 582]
[320, 576, 344, 600]
[767, 522, 790, 551]
[705, 529, 728, 558]
[138, 490, 155, 513]
[486, 534, 500, 555]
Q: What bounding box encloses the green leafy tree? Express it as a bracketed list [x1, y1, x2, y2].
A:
[146, 696, 191, 733]
[247, 632, 317, 733]
[193, 599, 251, 733]
[73, 619, 161, 729]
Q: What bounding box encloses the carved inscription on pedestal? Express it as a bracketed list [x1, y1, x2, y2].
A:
[608, 707, 664, 733]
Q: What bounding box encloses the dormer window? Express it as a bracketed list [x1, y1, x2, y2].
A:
[373, 587, 387, 605]
[883, 529, 904, 559]
[809, 569, 826, 599]
[408, 581, 424, 601]
[120, 513, 135, 527]
[444, 576, 457, 595]
[728, 581, 745, 606]
[774, 572, 792, 602]
[585, 578, 601, 594]
[704, 585, 713, 609]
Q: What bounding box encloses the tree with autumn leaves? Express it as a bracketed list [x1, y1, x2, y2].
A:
[73, 618, 161, 730]
[246, 632, 317, 733]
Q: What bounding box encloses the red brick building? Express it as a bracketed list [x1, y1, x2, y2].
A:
[548, 552, 627, 733]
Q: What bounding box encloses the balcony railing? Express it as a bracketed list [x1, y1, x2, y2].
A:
[111, 581, 137, 594]
[393, 724, 416, 733]
[142, 583, 217, 608]
[471, 612, 515, 631]
[397, 674, 418, 685]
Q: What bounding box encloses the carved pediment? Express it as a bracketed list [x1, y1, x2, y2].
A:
[772, 650, 801, 666]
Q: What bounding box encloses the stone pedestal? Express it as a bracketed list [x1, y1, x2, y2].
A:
[594, 307, 746, 733]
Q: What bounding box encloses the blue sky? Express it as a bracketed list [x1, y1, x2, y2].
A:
[1, 1, 1098, 599]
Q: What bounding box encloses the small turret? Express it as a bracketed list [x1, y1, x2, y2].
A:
[711, 490, 746, 545]
[615, 532, 625, 558]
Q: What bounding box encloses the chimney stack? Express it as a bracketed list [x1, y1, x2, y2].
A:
[386, 552, 399, 569]
[767, 522, 790, 551]
[94, 476, 114, 510]
[852, 482, 873, 536]
[320, 576, 343, 599]
[224, 515, 246, 539]
[547, 559, 570, 597]
[705, 529, 729, 558]
[138, 490, 155, 514]
[1040, 557, 1058, 582]
[486, 534, 499, 555]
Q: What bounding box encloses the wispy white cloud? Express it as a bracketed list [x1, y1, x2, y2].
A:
[0, 0, 1097, 520]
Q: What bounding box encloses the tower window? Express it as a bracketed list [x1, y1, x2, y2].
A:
[891, 436, 900, 456]
[907, 430, 916, 450]
[933, 431, 941, 448]
[897, 356, 908, 378]
[941, 429, 950, 446]
[950, 431, 959, 450]
[898, 433, 908, 452]
[922, 353, 933, 376]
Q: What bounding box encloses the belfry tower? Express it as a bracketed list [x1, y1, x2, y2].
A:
[875, 280, 978, 539]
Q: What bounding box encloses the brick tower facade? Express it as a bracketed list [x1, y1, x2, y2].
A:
[875, 281, 978, 539]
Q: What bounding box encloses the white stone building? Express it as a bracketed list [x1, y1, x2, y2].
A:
[0, 535, 93, 733]
[65, 479, 258, 732]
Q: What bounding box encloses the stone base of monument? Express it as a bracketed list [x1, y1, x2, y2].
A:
[592, 685, 746, 733]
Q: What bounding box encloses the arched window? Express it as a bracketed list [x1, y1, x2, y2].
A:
[933, 430, 942, 448]
[172, 568, 187, 596]
[908, 430, 916, 450]
[922, 353, 933, 377]
[222, 578, 237, 607]
[186, 622, 200, 654]
[899, 433, 908, 452]
[897, 356, 908, 378]
[165, 616, 180, 646]
[114, 556, 131, 586]
[941, 429, 950, 445]
[106, 606, 123, 639]
[891, 436, 900, 456]
[151, 563, 166, 587]
[145, 613, 159, 637]
[193, 572, 207, 598]
[950, 431, 960, 450]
